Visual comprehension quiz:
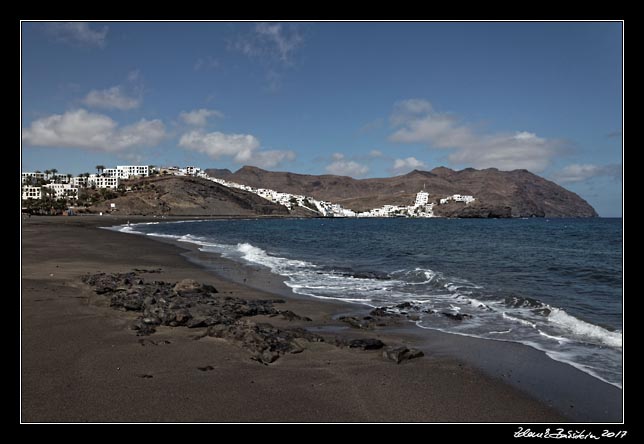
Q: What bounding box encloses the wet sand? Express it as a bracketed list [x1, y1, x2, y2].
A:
[21, 215, 608, 423]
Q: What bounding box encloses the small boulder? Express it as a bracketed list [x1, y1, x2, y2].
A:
[131, 320, 156, 336]
[369, 307, 389, 317]
[280, 310, 312, 322]
[173, 279, 203, 294]
[442, 312, 473, 321]
[339, 316, 370, 329]
[382, 346, 424, 364]
[186, 318, 208, 329]
[201, 283, 218, 294]
[142, 317, 160, 325]
[174, 309, 193, 325]
[348, 338, 385, 350]
[253, 350, 280, 365]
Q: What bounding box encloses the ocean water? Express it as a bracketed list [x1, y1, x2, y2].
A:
[114, 218, 623, 388]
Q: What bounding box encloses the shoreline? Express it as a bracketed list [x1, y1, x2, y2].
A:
[115, 218, 623, 422]
[21, 215, 620, 422]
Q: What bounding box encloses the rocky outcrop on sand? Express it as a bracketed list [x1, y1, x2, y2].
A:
[205, 321, 324, 364]
[81, 271, 424, 365]
[339, 302, 476, 328]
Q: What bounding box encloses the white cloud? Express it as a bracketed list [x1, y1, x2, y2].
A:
[369, 149, 384, 157]
[231, 23, 303, 64]
[114, 119, 166, 148]
[179, 109, 224, 126]
[46, 22, 108, 48]
[390, 99, 433, 125]
[83, 86, 141, 110]
[179, 130, 295, 168]
[229, 23, 303, 90]
[447, 132, 556, 172]
[22, 109, 165, 152]
[252, 150, 297, 168]
[389, 99, 561, 172]
[254, 23, 303, 63]
[553, 163, 622, 183]
[391, 157, 427, 174]
[325, 153, 369, 177]
[179, 131, 259, 162]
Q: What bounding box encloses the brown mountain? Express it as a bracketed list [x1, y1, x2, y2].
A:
[82, 175, 289, 217]
[205, 166, 597, 218]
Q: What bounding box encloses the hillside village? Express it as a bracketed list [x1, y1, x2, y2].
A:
[21, 164, 475, 217]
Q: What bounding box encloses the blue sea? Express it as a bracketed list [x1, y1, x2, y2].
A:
[114, 218, 623, 388]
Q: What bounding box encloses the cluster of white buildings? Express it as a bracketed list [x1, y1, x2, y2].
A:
[206, 176, 356, 217]
[101, 165, 150, 179]
[21, 183, 80, 201]
[157, 166, 202, 176]
[352, 191, 475, 218]
[355, 191, 435, 218]
[206, 176, 474, 218]
[21, 165, 152, 201]
[440, 194, 476, 204]
[22, 162, 476, 218]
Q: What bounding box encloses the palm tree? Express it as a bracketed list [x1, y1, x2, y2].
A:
[41, 186, 55, 200]
[79, 173, 90, 187]
[96, 165, 105, 175]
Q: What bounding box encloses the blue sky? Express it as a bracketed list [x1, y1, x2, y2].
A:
[21, 21, 622, 216]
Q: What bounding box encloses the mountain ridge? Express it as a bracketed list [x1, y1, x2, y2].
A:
[205, 165, 597, 218]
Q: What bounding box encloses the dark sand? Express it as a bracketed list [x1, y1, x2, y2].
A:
[21, 215, 615, 423]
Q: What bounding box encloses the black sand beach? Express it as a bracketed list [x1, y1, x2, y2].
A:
[20, 215, 621, 422]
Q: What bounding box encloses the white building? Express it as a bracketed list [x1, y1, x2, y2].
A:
[159, 167, 180, 175]
[103, 168, 130, 179]
[116, 165, 149, 177]
[22, 186, 41, 200]
[42, 183, 79, 200]
[453, 194, 475, 204]
[21, 172, 45, 184]
[71, 176, 89, 187]
[88, 176, 120, 189]
[439, 194, 475, 205]
[414, 191, 429, 207]
[50, 174, 71, 184]
[184, 166, 200, 176]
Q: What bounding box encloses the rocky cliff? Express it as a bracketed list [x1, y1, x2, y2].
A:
[83, 175, 290, 217]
